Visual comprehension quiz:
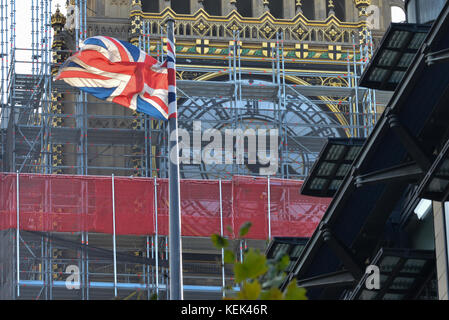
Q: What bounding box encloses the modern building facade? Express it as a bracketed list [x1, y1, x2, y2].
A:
[283, 0, 449, 300]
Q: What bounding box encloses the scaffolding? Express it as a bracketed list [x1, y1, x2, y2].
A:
[0, 3, 387, 179]
[1, 172, 328, 299]
[0, 1, 389, 300]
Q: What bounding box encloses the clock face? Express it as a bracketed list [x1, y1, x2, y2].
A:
[162, 79, 345, 180]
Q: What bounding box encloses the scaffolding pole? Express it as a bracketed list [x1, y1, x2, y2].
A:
[112, 174, 118, 297]
[267, 175, 271, 240]
[16, 171, 20, 297]
[154, 176, 159, 298]
[219, 178, 225, 297]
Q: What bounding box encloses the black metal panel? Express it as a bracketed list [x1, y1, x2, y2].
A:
[345, 248, 435, 300]
[359, 23, 430, 91]
[300, 138, 365, 197]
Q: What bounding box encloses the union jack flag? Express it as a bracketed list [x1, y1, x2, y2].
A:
[55, 36, 170, 120]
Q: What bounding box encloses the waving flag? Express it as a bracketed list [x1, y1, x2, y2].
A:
[55, 36, 169, 120]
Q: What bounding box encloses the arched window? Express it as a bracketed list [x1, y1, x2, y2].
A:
[171, 0, 190, 14]
[141, 0, 159, 13]
[391, 6, 406, 23]
[268, 0, 283, 19]
[203, 0, 222, 16]
[302, 0, 315, 20]
[236, 0, 252, 17]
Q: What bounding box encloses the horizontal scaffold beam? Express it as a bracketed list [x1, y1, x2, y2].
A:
[11, 74, 392, 108]
[30, 75, 391, 104]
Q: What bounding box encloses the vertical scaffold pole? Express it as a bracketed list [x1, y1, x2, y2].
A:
[16, 170, 20, 297]
[219, 179, 225, 297]
[154, 176, 159, 298]
[280, 31, 288, 179]
[237, 30, 242, 101]
[31, 0, 34, 75]
[267, 176, 271, 240]
[49, 228, 53, 300]
[352, 35, 360, 138]
[1, 0, 5, 106]
[81, 231, 85, 300]
[275, 32, 284, 177]
[146, 235, 150, 298]
[228, 37, 232, 82]
[9, 0, 15, 171]
[346, 54, 353, 137]
[112, 174, 118, 297]
[368, 31, 377, 131]
[85, 231, 89, 300]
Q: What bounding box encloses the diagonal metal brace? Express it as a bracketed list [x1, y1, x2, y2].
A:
[320, 224, 364, 279]
[296, 270, 355, 289]
[388, 115, 432, 171]
[355, 161, 423, 188]
[426, 47, 449, 65]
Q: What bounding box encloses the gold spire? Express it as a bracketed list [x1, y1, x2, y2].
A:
[51, 7, 66, 27]
[353, 0, 371, 7]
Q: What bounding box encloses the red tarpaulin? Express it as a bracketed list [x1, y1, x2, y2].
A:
[0, 173, 330, 240]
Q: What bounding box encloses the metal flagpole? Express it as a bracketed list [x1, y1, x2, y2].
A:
[166, 18, 183, 300]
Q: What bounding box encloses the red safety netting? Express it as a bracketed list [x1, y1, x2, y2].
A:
[0, 174, 15, 230]
[0, 173, 330, 239]
[269, 178, 330, 238]
[157, 179, 235, 237]
[232, 176, 269, 239]
[114, 177, 154, 235]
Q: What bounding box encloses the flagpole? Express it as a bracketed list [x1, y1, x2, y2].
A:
[166, 18, 183, 300]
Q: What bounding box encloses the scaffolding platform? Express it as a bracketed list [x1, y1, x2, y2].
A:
[50, 78, 392, 104]
[14, 125, 159, 147]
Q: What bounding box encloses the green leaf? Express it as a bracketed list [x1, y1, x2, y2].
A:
[211, 234, 228, 249]
[237, 281, 261, 300]
[226, 225, 233, 235]
[261, 273, 286, 289]
[234, 248, 268, 283]
[224, 249, 236, 264]
[239, 222, 252, 237]
[283, 280, 307, 300]
[149, 293, 158, 300]
[277, 254, 290, 272]
[260, 287, 284, 300]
